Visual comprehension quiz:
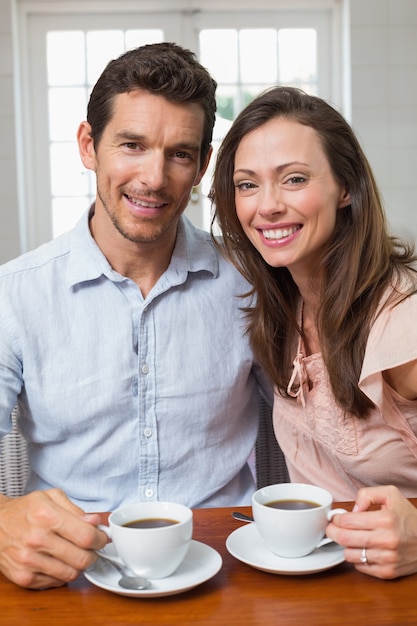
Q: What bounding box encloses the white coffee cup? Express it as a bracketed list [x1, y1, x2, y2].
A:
[97, 501, 193, 578]
[252, 483, 346, 558]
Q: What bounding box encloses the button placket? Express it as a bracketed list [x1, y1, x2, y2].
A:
[137, 303, 158, 502]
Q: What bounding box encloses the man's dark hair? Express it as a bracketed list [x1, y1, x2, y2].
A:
[87, 42, 217, 167]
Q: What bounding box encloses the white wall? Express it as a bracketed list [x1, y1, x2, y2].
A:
[0, 0, 20, 262]
[0, 0, 416, 263]
[350, 0, 417, 245]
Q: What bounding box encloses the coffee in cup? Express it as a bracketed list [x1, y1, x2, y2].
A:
[266, 499, 320, 510]
[122, 517, 179, 529]
[98, 501, 193, 578]
[252, 483, 346, 558]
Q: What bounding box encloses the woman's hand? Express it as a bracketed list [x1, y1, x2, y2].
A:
[326, 485, 417, 579]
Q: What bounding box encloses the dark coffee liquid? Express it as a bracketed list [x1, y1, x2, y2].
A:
[266, 499, 320, 510]
[122, 518, 179, 529]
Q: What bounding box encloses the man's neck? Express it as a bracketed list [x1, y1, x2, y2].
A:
[89, 208, 177, 297]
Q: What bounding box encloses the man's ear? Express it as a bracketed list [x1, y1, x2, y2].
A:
[77, 121, 97, 172]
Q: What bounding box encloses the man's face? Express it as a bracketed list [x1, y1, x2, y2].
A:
[79, 89, 210, 247]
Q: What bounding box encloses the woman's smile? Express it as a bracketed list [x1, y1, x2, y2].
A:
[234, 117, 350, 279]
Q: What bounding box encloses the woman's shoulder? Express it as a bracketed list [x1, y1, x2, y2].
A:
[362, 282, 417, 376]
[374, 279, 417, 329]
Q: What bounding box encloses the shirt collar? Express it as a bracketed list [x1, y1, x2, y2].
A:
[66, 208, 219, 289]
[170, 214, 219, 279]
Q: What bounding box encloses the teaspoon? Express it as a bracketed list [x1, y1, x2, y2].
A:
[232, 511, 254, 523]
[96, 554, 152, 590]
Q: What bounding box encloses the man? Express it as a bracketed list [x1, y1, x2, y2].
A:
[0, 43, 269, 589]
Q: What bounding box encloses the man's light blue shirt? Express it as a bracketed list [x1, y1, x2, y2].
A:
[0, 211, 269, 510]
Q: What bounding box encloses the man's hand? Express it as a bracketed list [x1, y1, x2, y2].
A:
[0, 488, 108, 589]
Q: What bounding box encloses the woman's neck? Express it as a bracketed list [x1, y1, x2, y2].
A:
[301, 298, 320, 356]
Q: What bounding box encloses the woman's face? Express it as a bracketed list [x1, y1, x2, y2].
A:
[233, 117, 350, 283]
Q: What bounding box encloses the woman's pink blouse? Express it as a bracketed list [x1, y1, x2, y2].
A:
[273, 292, 417, 500]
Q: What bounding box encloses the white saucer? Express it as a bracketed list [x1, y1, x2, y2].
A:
[84, 540, 222, 597]
[226, 523, 345, 575]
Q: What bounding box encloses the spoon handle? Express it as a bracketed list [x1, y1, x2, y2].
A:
[231, 511, 254, 523]
[97, 553, 127, 575]
[96, 553, 151, 590]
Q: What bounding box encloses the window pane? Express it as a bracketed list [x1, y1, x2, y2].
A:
[49, 87, 87, 141]
[125, 29, 164, 49]
[278, 29, 317, 89]
[240, 30, 277, 83]
[241, 85, 269, 107]
[52, 197, 91, 238]
[199, 27, 319, 122]
[215, 85, 239, 121]
[47, 31, 86, 86]
[200, 30, 238, 83]
[86, 30, 125, 85]
[50, 143, 89, 197]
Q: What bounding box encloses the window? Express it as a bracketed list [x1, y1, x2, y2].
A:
[15, 2, 344, 249]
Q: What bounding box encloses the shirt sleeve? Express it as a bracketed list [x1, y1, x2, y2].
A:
[359, 291, 417, 408]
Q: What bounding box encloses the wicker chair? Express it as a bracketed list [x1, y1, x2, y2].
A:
[0, 407, 30, 497]
[255, 395, 289, 488]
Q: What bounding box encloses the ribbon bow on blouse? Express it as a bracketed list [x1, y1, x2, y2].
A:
[287, 352, 310, 408]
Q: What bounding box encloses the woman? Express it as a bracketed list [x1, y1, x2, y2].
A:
[211, 86, 417, 579]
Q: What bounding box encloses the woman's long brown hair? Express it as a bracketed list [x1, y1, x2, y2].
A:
[211, 87, 417, 418]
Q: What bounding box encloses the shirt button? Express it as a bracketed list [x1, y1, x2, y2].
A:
[143, 427, 152, 438]
[141, 364, 149, 374]
[145, 488, 154, 498]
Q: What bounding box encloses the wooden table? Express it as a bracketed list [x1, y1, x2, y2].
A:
[2, 503, 417, 625]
